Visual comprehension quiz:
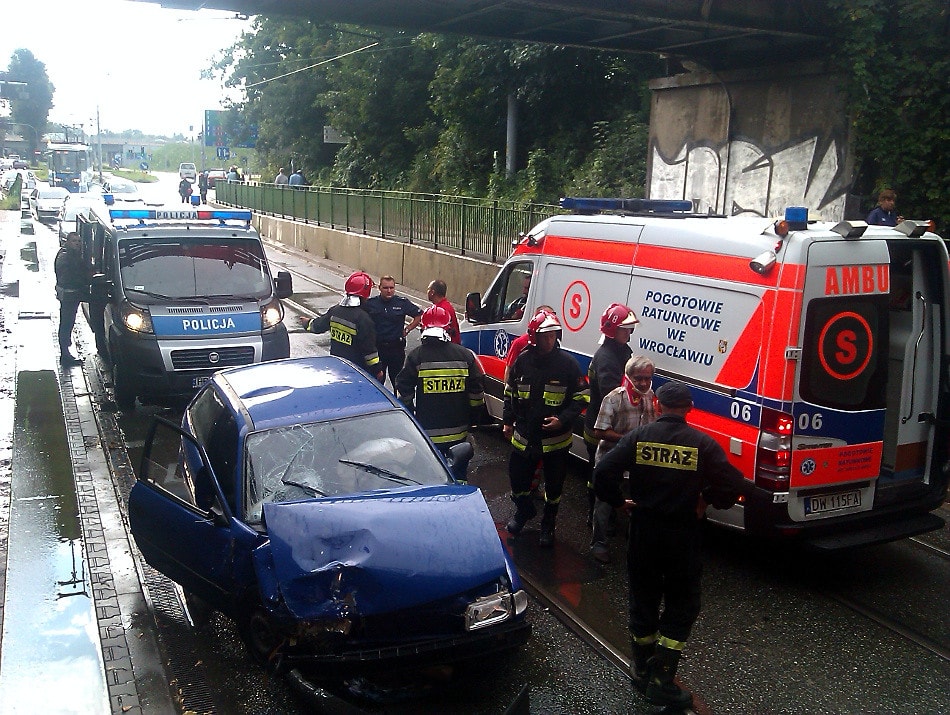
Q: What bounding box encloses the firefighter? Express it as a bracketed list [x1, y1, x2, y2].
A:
[300, 271, 384, 381]
[504, 309, 589, 546]
[396, 305, 486, 482]
[593, 381, 743, 707]
[584, 303, 639, 524]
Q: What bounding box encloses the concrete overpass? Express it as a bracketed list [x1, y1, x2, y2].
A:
[145, 1, 859, 219]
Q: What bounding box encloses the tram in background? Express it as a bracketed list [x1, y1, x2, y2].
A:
[46, 143, 93, 193]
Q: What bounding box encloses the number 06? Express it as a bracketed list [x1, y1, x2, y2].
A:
[730, 402, 752, 422]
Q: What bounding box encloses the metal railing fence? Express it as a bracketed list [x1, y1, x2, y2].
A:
[216, 182, 561, 263]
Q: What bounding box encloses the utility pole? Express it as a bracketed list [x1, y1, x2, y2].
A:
[96, 106, 103, 182]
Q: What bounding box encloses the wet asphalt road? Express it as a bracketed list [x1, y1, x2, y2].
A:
[1, 184, 948, 713]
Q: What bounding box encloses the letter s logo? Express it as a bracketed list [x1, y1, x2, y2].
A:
[835, 329, 857, 364]
[570, 293, 582, 319]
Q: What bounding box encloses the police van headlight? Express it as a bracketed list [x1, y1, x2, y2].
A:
[260, 297, 284, 329]
[120, 302, 154, 334]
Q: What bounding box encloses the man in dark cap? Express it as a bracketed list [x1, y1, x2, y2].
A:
[593, 380, 744, 708]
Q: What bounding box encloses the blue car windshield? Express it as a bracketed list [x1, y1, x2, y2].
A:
[243, 410, 451, 524]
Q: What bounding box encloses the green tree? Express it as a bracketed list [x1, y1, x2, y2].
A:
[3, 49, 54, 155]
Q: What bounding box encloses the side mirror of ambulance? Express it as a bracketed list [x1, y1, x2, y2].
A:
[465, 292, 485, 322]
[749, 250, 777, 275]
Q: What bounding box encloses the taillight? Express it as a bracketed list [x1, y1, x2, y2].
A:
[756, 407, 793, 491]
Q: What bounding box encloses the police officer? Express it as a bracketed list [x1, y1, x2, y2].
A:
[396, 306, 486, 482]
[584, 303, 639, 523]
[593, 381, 743, 707]
[365, 275, 422, 389]
[504, 309, 589, 546]
[54, 231, 88, 365]
[300, 271, 384, 381]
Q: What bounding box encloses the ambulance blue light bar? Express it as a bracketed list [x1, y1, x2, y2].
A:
[559, 197, 693, 214]
[108, 209, 252, 223]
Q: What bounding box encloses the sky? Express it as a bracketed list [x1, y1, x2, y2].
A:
[1, 0, 253, 137]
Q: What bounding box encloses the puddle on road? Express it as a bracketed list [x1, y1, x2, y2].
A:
[0, 369, 109, 713]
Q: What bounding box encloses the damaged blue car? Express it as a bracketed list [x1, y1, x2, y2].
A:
[129, 356, 530, 678]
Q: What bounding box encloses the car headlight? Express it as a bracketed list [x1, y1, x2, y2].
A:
[465, 589, 519, 631]
[120, 302, 154, 334]
[260, 297, 284, 329]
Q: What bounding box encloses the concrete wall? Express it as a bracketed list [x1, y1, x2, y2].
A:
[256, 214, 501, 301]
[648, 61, 857, 221]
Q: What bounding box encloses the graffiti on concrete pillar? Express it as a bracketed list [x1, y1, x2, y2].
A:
[650, 135, 850, 220]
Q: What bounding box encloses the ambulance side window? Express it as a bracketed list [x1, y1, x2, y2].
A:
[486, 261, 534, 322]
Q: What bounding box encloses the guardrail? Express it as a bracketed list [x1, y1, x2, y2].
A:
[215, 182, 561, 263]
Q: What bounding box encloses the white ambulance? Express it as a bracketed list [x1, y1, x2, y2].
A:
[461, 198, 949, 549]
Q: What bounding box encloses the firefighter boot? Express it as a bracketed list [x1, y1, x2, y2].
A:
[506, 495, 537, 535]
[538, 503, 558, 547]
[630, 639, 655, 694]
[645, 645, 693, 708]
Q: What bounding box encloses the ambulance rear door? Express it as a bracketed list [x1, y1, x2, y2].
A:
[790, 235, 943, 524]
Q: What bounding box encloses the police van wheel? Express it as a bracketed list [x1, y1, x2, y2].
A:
[112, 359, 136, 410]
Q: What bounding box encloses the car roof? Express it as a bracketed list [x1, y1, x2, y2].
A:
[214, 356, 401, 431]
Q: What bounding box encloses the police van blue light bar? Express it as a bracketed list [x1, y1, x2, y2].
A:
[109, 209, 252, 222]
[559, 197, 694, 213]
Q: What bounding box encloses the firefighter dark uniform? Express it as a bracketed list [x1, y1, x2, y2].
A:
[54, 233, 89, 364]
[593, 381, 742, 707]
[584, 303, 638, 521]
[504, 310, 589, 546]
[396, 311, 485, 481]
[302, 271, 382, 378]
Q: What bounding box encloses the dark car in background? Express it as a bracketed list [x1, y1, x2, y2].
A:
[128, 356, 530, 693]
[205, 168, 227, 188]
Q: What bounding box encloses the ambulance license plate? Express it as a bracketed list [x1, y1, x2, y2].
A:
[192, 376, 211, 389]
[803, 490, 861, 515]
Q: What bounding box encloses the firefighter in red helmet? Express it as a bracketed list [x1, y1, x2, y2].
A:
[503, 309, 589, 546]
[583, 303, 639, 524]
[396, 305, 486, 482]
[300, 271, 383, 380]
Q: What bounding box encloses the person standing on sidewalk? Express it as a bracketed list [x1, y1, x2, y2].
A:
[365, 275, 422, 390]
[396, 305, 486, 482]
[504, 309, 588, 546]
[426, 279, 461, 344]
[54, 232, 88, 365]
[593, 381, 743, 706]
[299, 271, 384, 381]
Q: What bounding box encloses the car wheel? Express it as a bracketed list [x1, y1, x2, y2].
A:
[238, 607, 287, 674]
[111, 352, 136, 410]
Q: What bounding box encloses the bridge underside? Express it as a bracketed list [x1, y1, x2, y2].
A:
[145, 0, 831, 70]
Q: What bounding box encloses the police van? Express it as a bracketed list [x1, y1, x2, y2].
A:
[462, 198, 949, 548]
[78, 207, 293, 409]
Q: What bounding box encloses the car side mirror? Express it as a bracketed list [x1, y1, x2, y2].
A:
[90, 273, 113, 301]
[274, 270, 293, 299]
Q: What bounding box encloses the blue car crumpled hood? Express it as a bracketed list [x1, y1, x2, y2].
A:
[261, 484, 509, 620]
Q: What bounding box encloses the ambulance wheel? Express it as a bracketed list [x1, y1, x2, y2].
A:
[112, 357, 136, 411]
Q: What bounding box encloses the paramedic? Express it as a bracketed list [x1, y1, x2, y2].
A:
[503, 274, 531, 320]
[593, 381, 743, 707]
[504, 309, 589, 546]
[54, 232, 88, 365]
[426, 279, 461, 343]
[584, 303, 639, 524]
[396, 305, 486, 481]
[300, 271, 384, 381]
[589, 355, 656, 564]
[866, 188, 902, 226]
[365, 275, 422, 389]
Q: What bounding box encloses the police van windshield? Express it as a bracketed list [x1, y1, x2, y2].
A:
[118, 238, 271, 301]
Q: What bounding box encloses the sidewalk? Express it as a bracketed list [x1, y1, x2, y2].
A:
[0, 209, 175, 714]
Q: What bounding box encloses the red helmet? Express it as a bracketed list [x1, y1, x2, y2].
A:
[344, 271, 374, 298]
[421, 305, 452, 330]
[600, 303, 639, 338]
[526, 308, 561, 346]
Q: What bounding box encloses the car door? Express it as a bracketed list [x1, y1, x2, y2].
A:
[128, 417, 237, 610]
